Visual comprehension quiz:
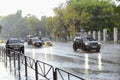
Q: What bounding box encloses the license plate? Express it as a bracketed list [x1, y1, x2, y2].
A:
[92, 46, 97, 48]
[14, 48, 19, 49]
[36, 43, 39, 45]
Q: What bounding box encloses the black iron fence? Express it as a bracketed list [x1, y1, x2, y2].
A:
[0, 47, 85, 80]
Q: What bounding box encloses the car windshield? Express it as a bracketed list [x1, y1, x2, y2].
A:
[32, 38, 40, 41]
[83, 37, 95, 41]
[75, 38, 81, 41]
[9, 39, 22, 43]
[42, 38, 50, 41]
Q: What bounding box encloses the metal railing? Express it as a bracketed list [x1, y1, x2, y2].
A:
[55, 68, 85, 80]
[36, 60, 54, 80]
[0, 46, 85, 80]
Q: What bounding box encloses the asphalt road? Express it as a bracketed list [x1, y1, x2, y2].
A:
[24, 41, 120, 80]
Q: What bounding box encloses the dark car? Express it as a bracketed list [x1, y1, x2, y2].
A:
[6, 38, 24, 54]
[25, 35, 34, 42]
[41, 38, 53, 46]
[28, 37, 42, 47]
[73, 36, 101, 52]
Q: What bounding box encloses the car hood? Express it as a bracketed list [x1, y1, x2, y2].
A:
[44, 41, 52, 42]
[85, 41, 100, 43]
[33, 41, 42, 43]
[8, 43, 24, 45]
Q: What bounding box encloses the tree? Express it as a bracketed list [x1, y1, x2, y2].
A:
[68, 0, 117, 32]
[0, 10, 23, 37]
[25, 15, 40, 35]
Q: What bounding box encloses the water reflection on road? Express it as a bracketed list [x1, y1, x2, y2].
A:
[84, 53, 89, 74]
[25, 42, 120, 80]
[83, 53, 102, 75]
[98, 53, 102, 71]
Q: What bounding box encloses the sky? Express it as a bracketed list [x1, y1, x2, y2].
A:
[0, 0, 66, 19]
[0, 0, 119, 19]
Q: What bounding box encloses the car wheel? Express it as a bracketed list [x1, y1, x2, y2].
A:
[73, 44, 77, 51]
[96, 49, 100, 52]
[39, 43, 42, 47]
[82, 45, 86, 51]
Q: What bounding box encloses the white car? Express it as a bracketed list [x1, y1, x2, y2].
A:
[41, 38, 53, 46]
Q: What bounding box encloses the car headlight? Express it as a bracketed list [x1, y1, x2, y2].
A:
[98, 42, 101, 45]
[32, 42, 35, 44]
[51, 42, 53, 44]
[85, 42, 89, 45]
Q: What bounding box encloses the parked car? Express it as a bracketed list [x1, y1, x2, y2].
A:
[6, 38, 24, 54]
[28, 37, 42, 47]
[73, 36, 101, 52]
[41, 38, 53, 46]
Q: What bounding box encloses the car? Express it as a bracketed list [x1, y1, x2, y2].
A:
[73, 36, 101, 52]
[25, 35, 34, 42]
[6, 38, 24, 54]
[0, 38, 5, 43]
[41, 38, 53, 46]
[28, 37, 42, 47]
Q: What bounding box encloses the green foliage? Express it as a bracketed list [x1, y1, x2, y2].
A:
[0, 0, 120, 38]
[0, 10, 41, 38]
[45, 0, 120, 38]
[64, 0, 117, 31]
[0, 10, 23, 37]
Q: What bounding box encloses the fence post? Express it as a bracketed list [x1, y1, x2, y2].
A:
[25, 56, 28, 80]
[114, 27, 118, 42]
[93, 31, 96, 39]
[18, 54, 21, 80]
[53, 68, 57, 80]
[3, 48, 6, 62]
[13, 51, 16, 68]
[35, 61, 38, 80]
[13, 51, 16, 76]
[9, 50, 12, 72]
[103, 28, 107, 42]
[98, 31, 101, 42]
[3, 48, 8, 68]
[5, 49, 7, 67]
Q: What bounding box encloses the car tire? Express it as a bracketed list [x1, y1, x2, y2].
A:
[82, 45, 86, 51]
[96, 49, 100, 52]
[73, 44, 77, 51]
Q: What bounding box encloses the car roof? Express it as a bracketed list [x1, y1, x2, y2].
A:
[74, 36, 93, 39]
[9, 38, 20, 40]
[74, 37, 81, 39]
[31, 37, 39, 39]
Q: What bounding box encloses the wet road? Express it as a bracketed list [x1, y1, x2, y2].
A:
[24, 42, 120, 80]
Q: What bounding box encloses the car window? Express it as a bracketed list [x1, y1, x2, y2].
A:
[32, 38, 40, 41]
[83, 37, 95, 41]
[42, 38, 50, 41]
[76, 39, 80, 41]
[8, 39, 22, 43]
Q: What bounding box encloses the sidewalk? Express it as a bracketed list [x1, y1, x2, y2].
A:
[0, 58, 16, 80]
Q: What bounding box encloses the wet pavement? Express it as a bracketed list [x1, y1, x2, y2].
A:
[0, 59, 16, 80]
[25, 42, 120, 80]
[0, 42, 120, 80]
[0, 43, 16, 80]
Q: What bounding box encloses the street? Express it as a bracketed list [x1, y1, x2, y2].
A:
[24, 41, 120, 80]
